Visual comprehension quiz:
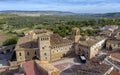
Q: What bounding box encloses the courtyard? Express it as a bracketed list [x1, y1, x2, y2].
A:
[51, 54, 81, 75]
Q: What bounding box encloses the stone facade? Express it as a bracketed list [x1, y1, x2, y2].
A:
[71, 27, 81, 43]
[15, 28, 78, 62]
[106, 39, 120, 50]
[75, 36, 106, 59]
[15, 28, 108, 62]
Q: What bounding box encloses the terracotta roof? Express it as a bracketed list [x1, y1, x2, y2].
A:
[50, 34, 73, 46]
[15, 36, 38, 50]
[79, 36, 105, 47]
[35, 60, 59, 72]
[110, 53, 120, 60]
[15, 30, 73, 50]
[108, 69, 120, 75]
[22, 60, 42, 75]
[77, 62, 112, 75]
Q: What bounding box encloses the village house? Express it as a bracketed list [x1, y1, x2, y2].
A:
[99, 25, 120, 38]
[22, 60, 60, 75]
[75, 61, 113, 75]
[106, 39, 120, 50]
[75, 36, 106, 59]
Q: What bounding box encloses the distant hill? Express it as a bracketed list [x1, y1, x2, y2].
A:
[0, 10, 77, 16]
[92, 12, 120, 18]
[0, 10, 120, 19]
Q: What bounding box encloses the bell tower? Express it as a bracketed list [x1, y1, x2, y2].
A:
[72, 27, 81, 43]
[38, 35, 51, 61]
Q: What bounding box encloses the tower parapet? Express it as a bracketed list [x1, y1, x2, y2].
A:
[72, 27, 81, 43]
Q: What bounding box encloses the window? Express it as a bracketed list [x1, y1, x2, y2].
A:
[42, 47, 44, 49]
[45, 57, 47, 59]
[35, 51, 37, 55]
[41, 38, 43, 41]
[27, 52, 29, 56]
[44, 53, 47, 55]
[19, 52, 21, 56]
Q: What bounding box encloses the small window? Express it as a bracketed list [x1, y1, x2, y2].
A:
[35, 51, 37, 55]
[19, 52, 21, 56]
[27, 52, 29, 56]
[42, 47, 44, 49]
[44, 53, 47, 55]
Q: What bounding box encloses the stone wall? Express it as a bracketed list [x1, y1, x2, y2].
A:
[16, 50, 26, 62]
[50, 44, 72, 61]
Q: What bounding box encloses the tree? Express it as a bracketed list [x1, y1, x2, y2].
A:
[2, 37, 18, 46]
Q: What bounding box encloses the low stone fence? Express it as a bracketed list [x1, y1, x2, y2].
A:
[0, 65, 19, 72]
[0, 61, 20, 72]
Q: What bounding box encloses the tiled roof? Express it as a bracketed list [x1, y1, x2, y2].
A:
[110, 53, 120, 60]
[76, 62, 112, 75]
[35, 60, 59, 72]
[50, 34, 73, 46]
[107, 39, 120, 44]
[15, 29, 73, 51]
[79, 36, 105, 47]
[108, 69, 120, 75]
[22, 60, 42, 75]
[15, 36, 38, 50]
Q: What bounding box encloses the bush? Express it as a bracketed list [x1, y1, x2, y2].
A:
[2, 37, 18, 46]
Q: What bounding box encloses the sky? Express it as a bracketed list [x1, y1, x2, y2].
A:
[0, 0, 120, 13]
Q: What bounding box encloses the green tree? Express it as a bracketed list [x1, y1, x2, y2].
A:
[3, 37, 18, 46]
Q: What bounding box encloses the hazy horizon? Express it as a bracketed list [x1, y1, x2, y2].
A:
[0, 0, 120, 13]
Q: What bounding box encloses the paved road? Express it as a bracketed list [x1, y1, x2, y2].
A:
[105, 57, 120, 71]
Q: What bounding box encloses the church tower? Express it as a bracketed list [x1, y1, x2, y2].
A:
[72, 27, 81, 43]
[38, 35, 51, 61]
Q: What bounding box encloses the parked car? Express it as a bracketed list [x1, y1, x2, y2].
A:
[79, 56, 86, 63]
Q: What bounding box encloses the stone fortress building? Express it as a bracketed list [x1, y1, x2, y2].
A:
[15, 27, 106, 62]
[15, 28, 81, 62]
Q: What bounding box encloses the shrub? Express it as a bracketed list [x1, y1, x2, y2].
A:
[2, 37, 18, 46]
